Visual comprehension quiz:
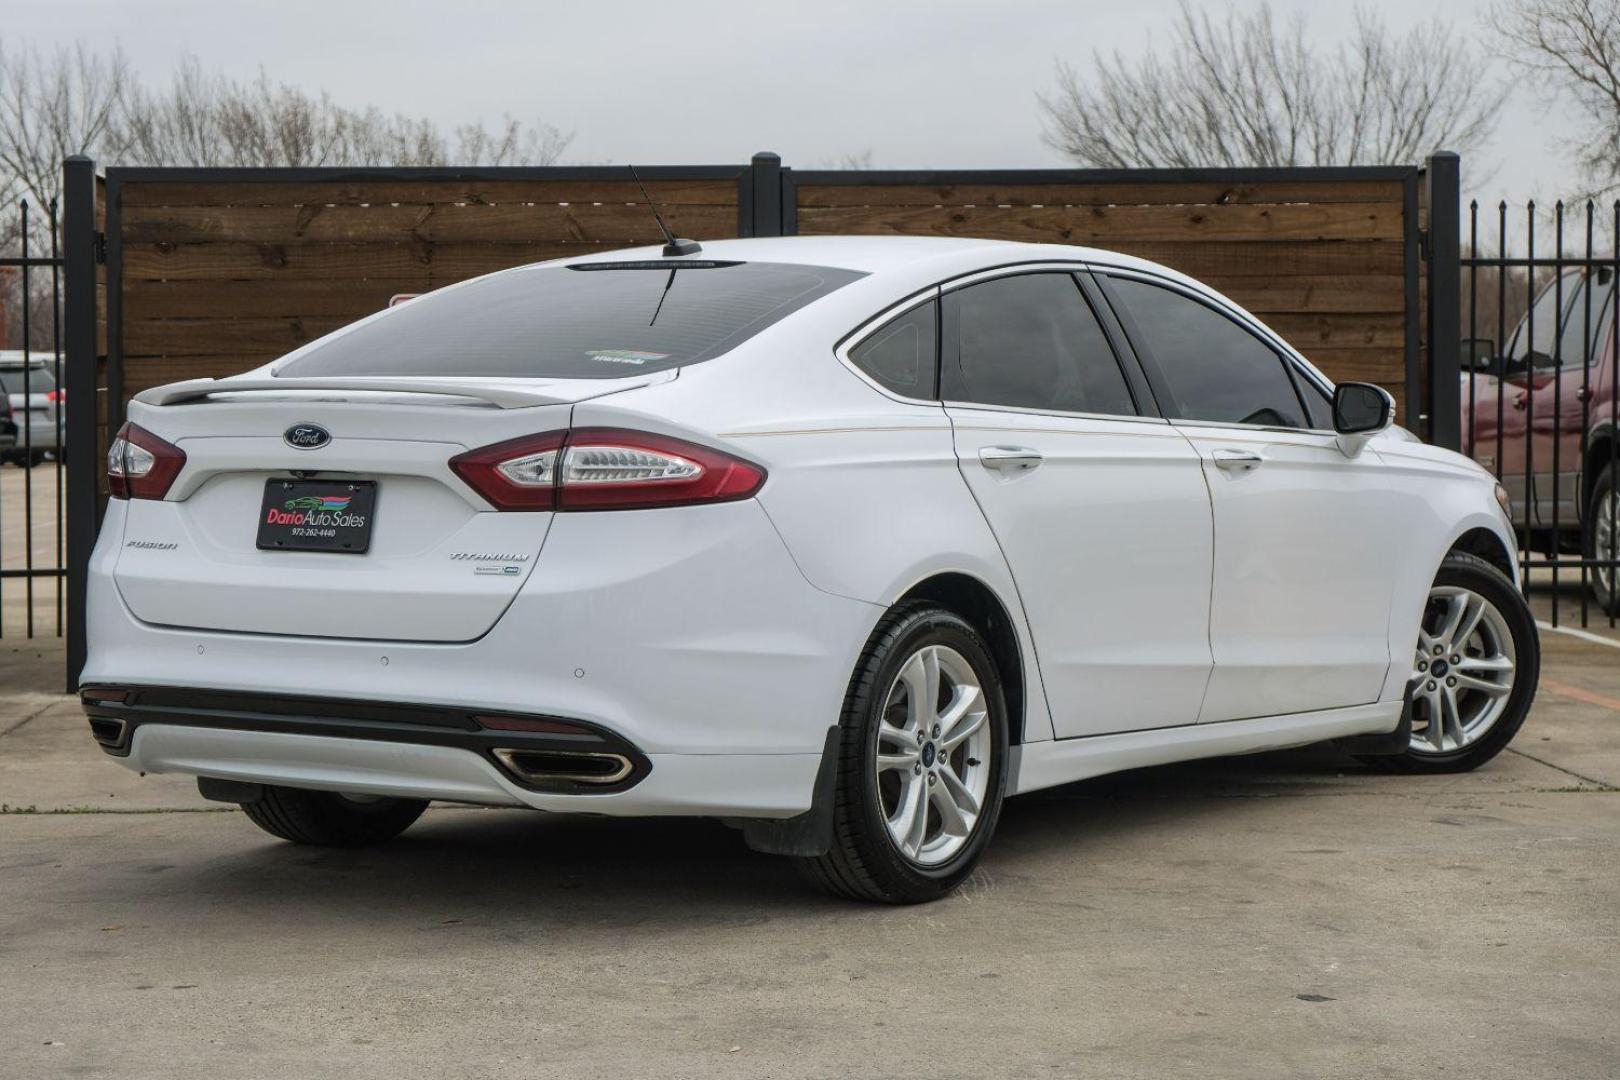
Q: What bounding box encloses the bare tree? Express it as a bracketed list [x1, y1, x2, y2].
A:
[115, 57, 571, 168]
[0, 43, 571, 347]
[0, 41, 127, 223]
[1039, 2, 1503, 167]
[822, 149, 874, 170]
[1492, 0, 1620, 198]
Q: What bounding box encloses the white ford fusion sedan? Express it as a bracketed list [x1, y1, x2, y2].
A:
[84, 235, 1538, 903]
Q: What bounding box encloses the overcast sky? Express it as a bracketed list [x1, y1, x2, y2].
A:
[11, 0, 1583, 205]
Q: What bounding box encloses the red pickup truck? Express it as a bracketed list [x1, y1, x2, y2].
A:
[1463, 268, 1619, 614]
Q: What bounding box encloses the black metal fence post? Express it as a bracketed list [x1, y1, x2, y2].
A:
[1426, 151, 1462, 449]
[63, 155, 97, 692]
[748, 152, 784, 238]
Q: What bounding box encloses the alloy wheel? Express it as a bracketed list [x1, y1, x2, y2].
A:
[1409, 585, 1518, 755]
[1596, 490, 1617, 597]
[873, 644, 992, 866]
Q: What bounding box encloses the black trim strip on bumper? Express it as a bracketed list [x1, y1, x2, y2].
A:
[79, 684, 651, 795]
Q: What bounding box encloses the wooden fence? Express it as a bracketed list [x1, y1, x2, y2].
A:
[107, 169, 750, 402]
[90, 154, 1445, 442]
[786, 170, 1419, 415]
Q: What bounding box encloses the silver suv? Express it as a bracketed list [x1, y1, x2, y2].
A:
[0, 352, 65, 467]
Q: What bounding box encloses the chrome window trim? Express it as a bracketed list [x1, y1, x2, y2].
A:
[940, 399, 1171, 427]
[834, 286, 944, 408]
[937, 259, 1092, 293]
[932, 261, 1163, 425]
[1086, 261, 1341, 436]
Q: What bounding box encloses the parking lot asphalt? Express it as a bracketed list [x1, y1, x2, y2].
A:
[1, 631, 1617, 1079]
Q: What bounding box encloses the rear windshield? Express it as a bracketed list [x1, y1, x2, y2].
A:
[275, 260, 866, 380]
[0, 366, 58, 394]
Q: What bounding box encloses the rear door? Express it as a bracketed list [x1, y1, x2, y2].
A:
[1098, 271, 1400, 723]
[942, 269, 1215, 737]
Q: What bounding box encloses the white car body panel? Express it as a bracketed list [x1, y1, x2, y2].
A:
[947, 407, 1216, 737]
[84, 235, 1521, 825]
[1012, 700, 1403, 795]
[126, 724, 824, 817]
[90, 497, 878, 759]
[1178, 425, 1400, 722]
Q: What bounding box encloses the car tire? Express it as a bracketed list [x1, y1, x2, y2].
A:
[1584, 464, 1620, 616]
[241, 786, 428, 847]
[1359, 551, 1538, 774]
[797, 603, 1010, 904]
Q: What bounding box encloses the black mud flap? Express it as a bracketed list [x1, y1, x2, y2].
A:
[739, 725, 840, 857]
[1333, 681, 1416, 756]
[197, 777, 266, 805]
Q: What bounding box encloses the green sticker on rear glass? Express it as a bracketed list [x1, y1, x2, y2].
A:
[585, 349, 670, 366]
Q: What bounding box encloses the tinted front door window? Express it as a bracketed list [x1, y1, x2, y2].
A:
[943, 273, 1135, 416]
[1106, 277, 1307, 428]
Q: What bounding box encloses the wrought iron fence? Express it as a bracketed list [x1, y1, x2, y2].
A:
[1461, 198, 1620, 627]
[0, 196, 67, 640]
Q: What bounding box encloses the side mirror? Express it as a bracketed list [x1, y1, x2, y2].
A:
[1333, 382, 1394, 457]
[1461, 338, 1500, 376]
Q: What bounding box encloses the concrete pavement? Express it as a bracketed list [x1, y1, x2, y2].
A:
[1, 634, 1617, 1078]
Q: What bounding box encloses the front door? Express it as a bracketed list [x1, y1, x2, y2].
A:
[1100, 272, 1399, 723]
[942, 270, 1215, 738]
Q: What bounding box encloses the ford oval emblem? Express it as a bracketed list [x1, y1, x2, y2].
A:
[284, 423, 331, 450]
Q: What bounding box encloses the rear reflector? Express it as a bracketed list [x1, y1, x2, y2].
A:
[475, 714, 594, 735]
[107, 423, 186, 500]
[450, 428, 765, 512]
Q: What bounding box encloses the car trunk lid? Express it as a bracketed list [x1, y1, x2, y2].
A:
[108, 378, 655, 642]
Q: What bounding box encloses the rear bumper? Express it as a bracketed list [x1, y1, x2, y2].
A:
[83, 497, 880, 817]
[81, 684, 652, 795]
[110, 721, 823, 817]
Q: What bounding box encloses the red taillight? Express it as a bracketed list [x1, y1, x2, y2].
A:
[448, 431, 566, 510]
[47, 389, 64, 403]
[107, 422, 186, 500]
[449, 428, 765, 512]
[558, 428, 765, 510]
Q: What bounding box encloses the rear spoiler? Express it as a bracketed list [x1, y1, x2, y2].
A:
[133, 373, 672, 410]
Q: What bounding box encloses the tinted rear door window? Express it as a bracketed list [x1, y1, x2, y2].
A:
[1105, 277, 1308, 428]
[276, 261, 865, 380]
[943, 273, 1136, 416]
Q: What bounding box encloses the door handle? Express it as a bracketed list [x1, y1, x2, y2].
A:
[1211, 448, 1264, 472]
[978, 445, 1043, 472]
[1577, 385, 1593, 403]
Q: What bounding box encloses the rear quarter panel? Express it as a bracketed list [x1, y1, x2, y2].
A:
[570, 315, 1058, 744]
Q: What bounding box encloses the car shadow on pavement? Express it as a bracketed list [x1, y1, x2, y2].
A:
[141, 747, 1371, 921]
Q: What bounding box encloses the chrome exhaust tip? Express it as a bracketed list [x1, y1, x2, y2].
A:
[87, 716, 128, 749]
[492, 748, 635, 787]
